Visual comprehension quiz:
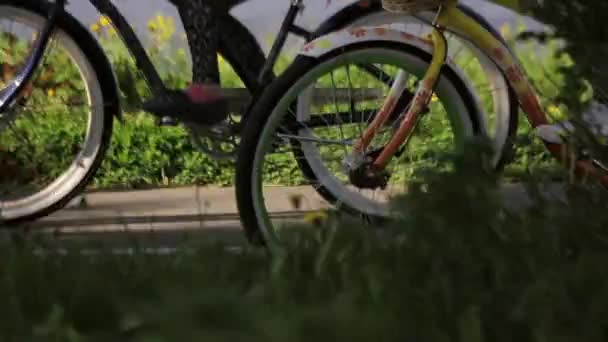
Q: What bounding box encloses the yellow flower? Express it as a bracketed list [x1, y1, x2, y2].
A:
[91, 23, 100, 33]
[304, 211, 329, 226]
[99, 16, 111, 27]
[548, 104, 561, 115]
[156, 14, 165, 27]
[431, 93, 439, 102]
[47, 88, 55, 97]
[147, 21, 158, 33]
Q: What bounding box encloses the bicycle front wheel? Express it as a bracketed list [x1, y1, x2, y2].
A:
[0, 1, 114, 223]
[236, 41, 482, 249]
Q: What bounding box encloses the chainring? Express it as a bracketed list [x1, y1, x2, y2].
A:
[186, 117, 240, 161]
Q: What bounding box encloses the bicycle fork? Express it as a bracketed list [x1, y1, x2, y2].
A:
[0, 0, 64, 114]
[349, 20, 449, 174]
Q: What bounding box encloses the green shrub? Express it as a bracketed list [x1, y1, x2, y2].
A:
[93, 22, 570, 188]
[94, 113, 236, 188]
[1, 141, 607, 341]
[2, 17, 575, 188]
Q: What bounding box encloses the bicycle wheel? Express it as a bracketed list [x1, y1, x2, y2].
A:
[291, 10, 518, 211]
[348, 9, 518, 168]
[0, 1, 115, 223]
[236, 41, 482, 248]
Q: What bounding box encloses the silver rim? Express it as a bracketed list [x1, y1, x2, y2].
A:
[252, 47, 473, 247]
[0, 6, 105, 221]
[285, 12, 512, 220]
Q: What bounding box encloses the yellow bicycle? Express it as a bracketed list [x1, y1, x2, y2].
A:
[236, 0, 608, 248]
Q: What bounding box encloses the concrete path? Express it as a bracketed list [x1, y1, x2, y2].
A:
[5, 183, 567, 247]
[31, 186, 328, 231]
[9, 186, 329, 246]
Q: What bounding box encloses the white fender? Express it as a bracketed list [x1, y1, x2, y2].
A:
[300, 24, 436, 58]
[299, 24, 490, 138]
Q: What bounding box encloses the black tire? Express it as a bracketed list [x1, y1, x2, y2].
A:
[0, 0, 118, 225]
[236, 41, 503, 245]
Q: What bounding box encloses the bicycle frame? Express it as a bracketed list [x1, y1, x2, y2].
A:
[359, 0, 608, 184]
[0, 0, 313, 115]
[90, 0, 312, 96]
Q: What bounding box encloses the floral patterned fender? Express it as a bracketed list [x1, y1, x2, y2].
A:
[300, 24, 436, 58]
[298, 23, 489, 140]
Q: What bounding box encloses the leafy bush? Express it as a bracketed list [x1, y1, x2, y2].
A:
[93, 20, 570, 188]
[525, 0, 608, 166]
[2, 15, 575, 188]
[94, 113, 236, 188]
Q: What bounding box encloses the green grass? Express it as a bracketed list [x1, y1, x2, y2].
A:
[1, 143, 607, 341]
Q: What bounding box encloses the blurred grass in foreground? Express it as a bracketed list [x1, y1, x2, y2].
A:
[1, 140, 607, 342]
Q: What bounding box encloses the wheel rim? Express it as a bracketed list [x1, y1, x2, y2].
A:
[0, 6, 105, 221]
[251, 47, 473, 249]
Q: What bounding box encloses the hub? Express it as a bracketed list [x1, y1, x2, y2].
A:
[344, 148, 392, 190]
[348, 161, 390, 190]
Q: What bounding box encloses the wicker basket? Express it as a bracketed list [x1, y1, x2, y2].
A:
[382, 0, 448, 14]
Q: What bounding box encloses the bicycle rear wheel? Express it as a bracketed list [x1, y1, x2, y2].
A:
[0, 1, 114, 223]
[236, 41, 482, 249]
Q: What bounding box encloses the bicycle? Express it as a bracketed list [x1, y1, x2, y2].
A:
[235, 0, 608, 249]
[0, 0, 510, 224]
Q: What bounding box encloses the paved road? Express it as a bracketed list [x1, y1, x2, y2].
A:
[3, 183, 567, 248]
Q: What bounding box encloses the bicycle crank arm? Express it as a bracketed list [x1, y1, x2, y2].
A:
[0, 0, 65, 113]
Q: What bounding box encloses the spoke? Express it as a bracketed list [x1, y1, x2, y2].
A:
[302, 85, 335, 137]
[329, 70, 349, 155]
[345, 64, 357, 130]
[355, 63, 393, 87]
[276, 133, 354, 146]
